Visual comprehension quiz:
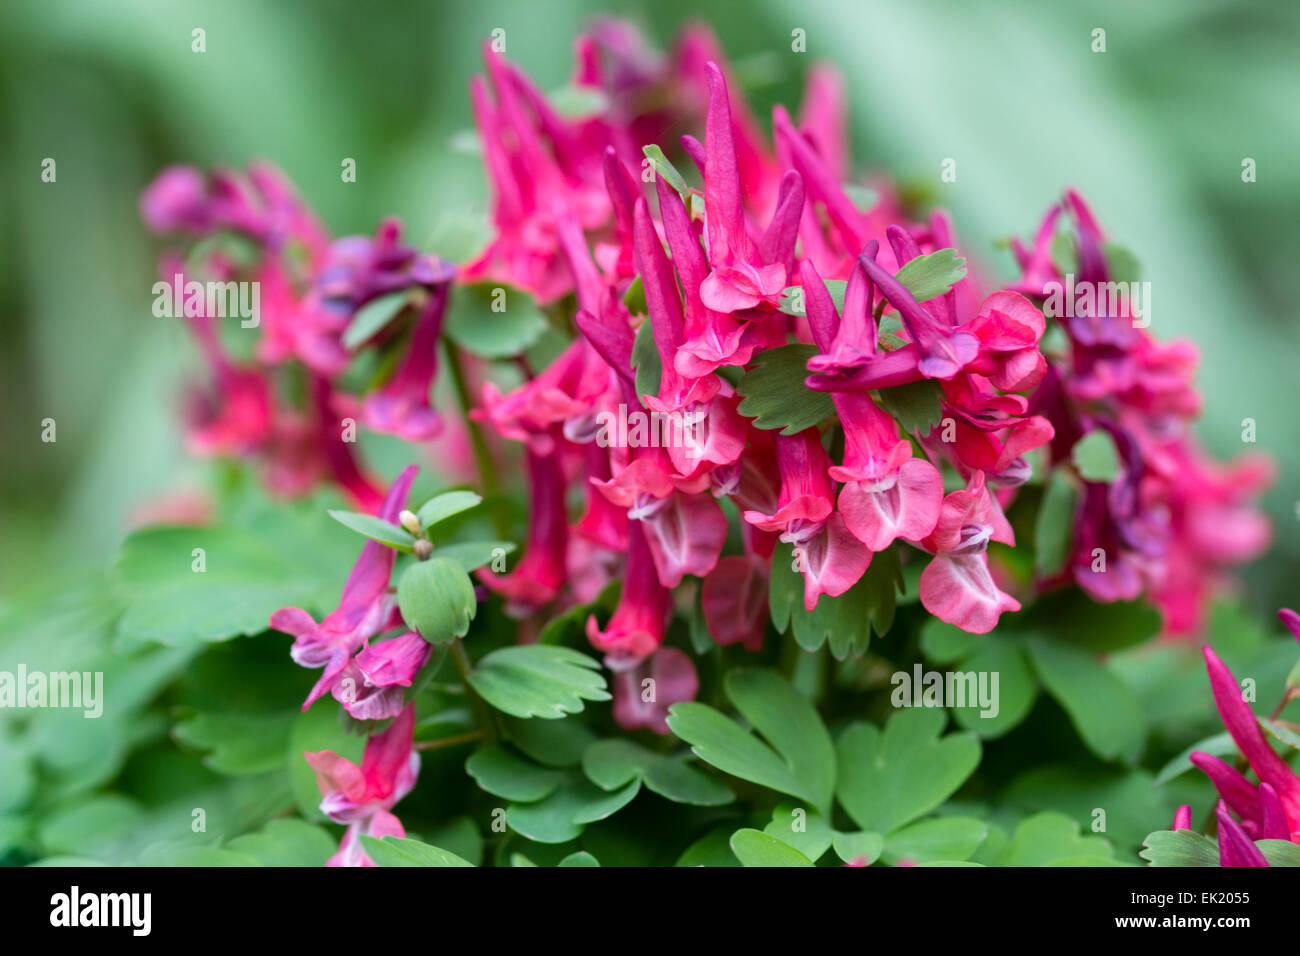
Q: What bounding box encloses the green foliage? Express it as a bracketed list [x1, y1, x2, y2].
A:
[443, 283, 548, 359]
[894, 248, 968, 302]
[736, 345, 835, 434]
[466, 646, 610, 719]
[361, 835, 475, 867]
[397, 557, 477, 645]
[668, 670, 835, 815]
[1071, 430, 1122, 483]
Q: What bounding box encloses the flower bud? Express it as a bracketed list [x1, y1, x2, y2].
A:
[413, 538, 434, 560]
[399, 509, 421, 535]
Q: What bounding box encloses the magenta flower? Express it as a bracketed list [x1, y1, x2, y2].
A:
[462, 44, 610, 304]
[585, 519, 672, 668]
[331, 631, 432, 722]
[743, 428, 870, 610]
[611, 646, 699, 734]
[701, 554, 769, 652]
[270, 465, 418, 711]
[1194, 646, 1300, 840]
[693, 63, 802, 316]
[917, 471, 1021, 634]
[304, 704, 419, 867]
[800, 257, 943, 551]
[478, 443, 569, 617]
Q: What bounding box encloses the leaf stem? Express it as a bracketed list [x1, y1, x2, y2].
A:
[448, 637, 499, 743]
[443, 341, 510, 538]
[414, 730, 485, 751]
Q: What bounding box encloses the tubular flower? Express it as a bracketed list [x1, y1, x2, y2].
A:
[269, 465, 418, 711]
[917, 471, 1021, 634]
[743, 428, 870, 611]
[1013, 190, 1271, 635]
[304, 704, 420, 867]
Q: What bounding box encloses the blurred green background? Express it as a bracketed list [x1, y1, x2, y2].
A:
[2, 0, 1296, 612]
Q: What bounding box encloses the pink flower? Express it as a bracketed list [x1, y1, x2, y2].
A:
[701, 554, 769, 652]
[331, 632, 432, 721]
[611, 646, 699, 734]
[743, 428, 871, 610]
[800, 257, 943, 550]
[586, 519, 672, 668]
[693, 63, 801, 316]
[1196, 646, 1300, 840]
[304, 704, 420, 867]
[270, 465, 418, 711]
[917, 471, 1021, 634]
[478, 442, 568, 617]
[462, 44, 610, 304]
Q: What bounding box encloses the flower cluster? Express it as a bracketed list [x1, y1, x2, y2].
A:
[141, 164, 460, 511]
[1010, 192, 1273, 634]
[1154, 609, 1300, 866]
[136, 19, 1280, 867]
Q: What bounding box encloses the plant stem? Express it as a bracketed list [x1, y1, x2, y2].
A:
[448, 637, 499, 743]
[443, 341, 510, 538]
[414, 730, 484, 752]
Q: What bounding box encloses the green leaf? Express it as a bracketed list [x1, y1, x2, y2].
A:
[343, 290, 410, 350]
[467, 645, 610, 719]
[443, 283, 548, 359]
[632, 317, 663, 400]
[360, 835, 475, 867]
[327, 510, 416, 551]
[225, 818, 337, 867]
[1033, 470, 1077, 577]
[1071, 431, 1121, 482]
[1152, 731, 1235, 787]
[502, 715, 596, 767]
[173, 711, 294, 775]
[465, 745, 566, 802]
[432, 539, 514, 572]
[675, 826, 741, 867]
[622, 274, 646, 316]
[506, 776, 640, 843]
[877, 380, 944, 435]
[949, 638, 1038, 739]
[557, 851, 601, 867]
[769, 541, 898, 657]
[729, 829, 814, 867]
[582, 739, 733, 806]
[1018, 591, 1161, 654]
[831, 831, 884, 865]
[881, 816, 987, 864]
[668, 671, 837, 811]
[736, 345, 835, 434]
[835, 709, 980, 834]
[415, 490, 482, 530]
[1261, 716, 1300, 749]
[726, 669, 836, 815]
[397, 557, 477, 644]
[763, 803, 833, 862]
[920, 619, 981, 664]
[641, 144, 689, 199]
[1139, 830, 1220, 867]
[1024, 637, 1145, 763]
[115, 525, 349, 647]
[894, 248, 967, 302]
[995, 812, 1116, 866]
[1257, 840, 1300, 866]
